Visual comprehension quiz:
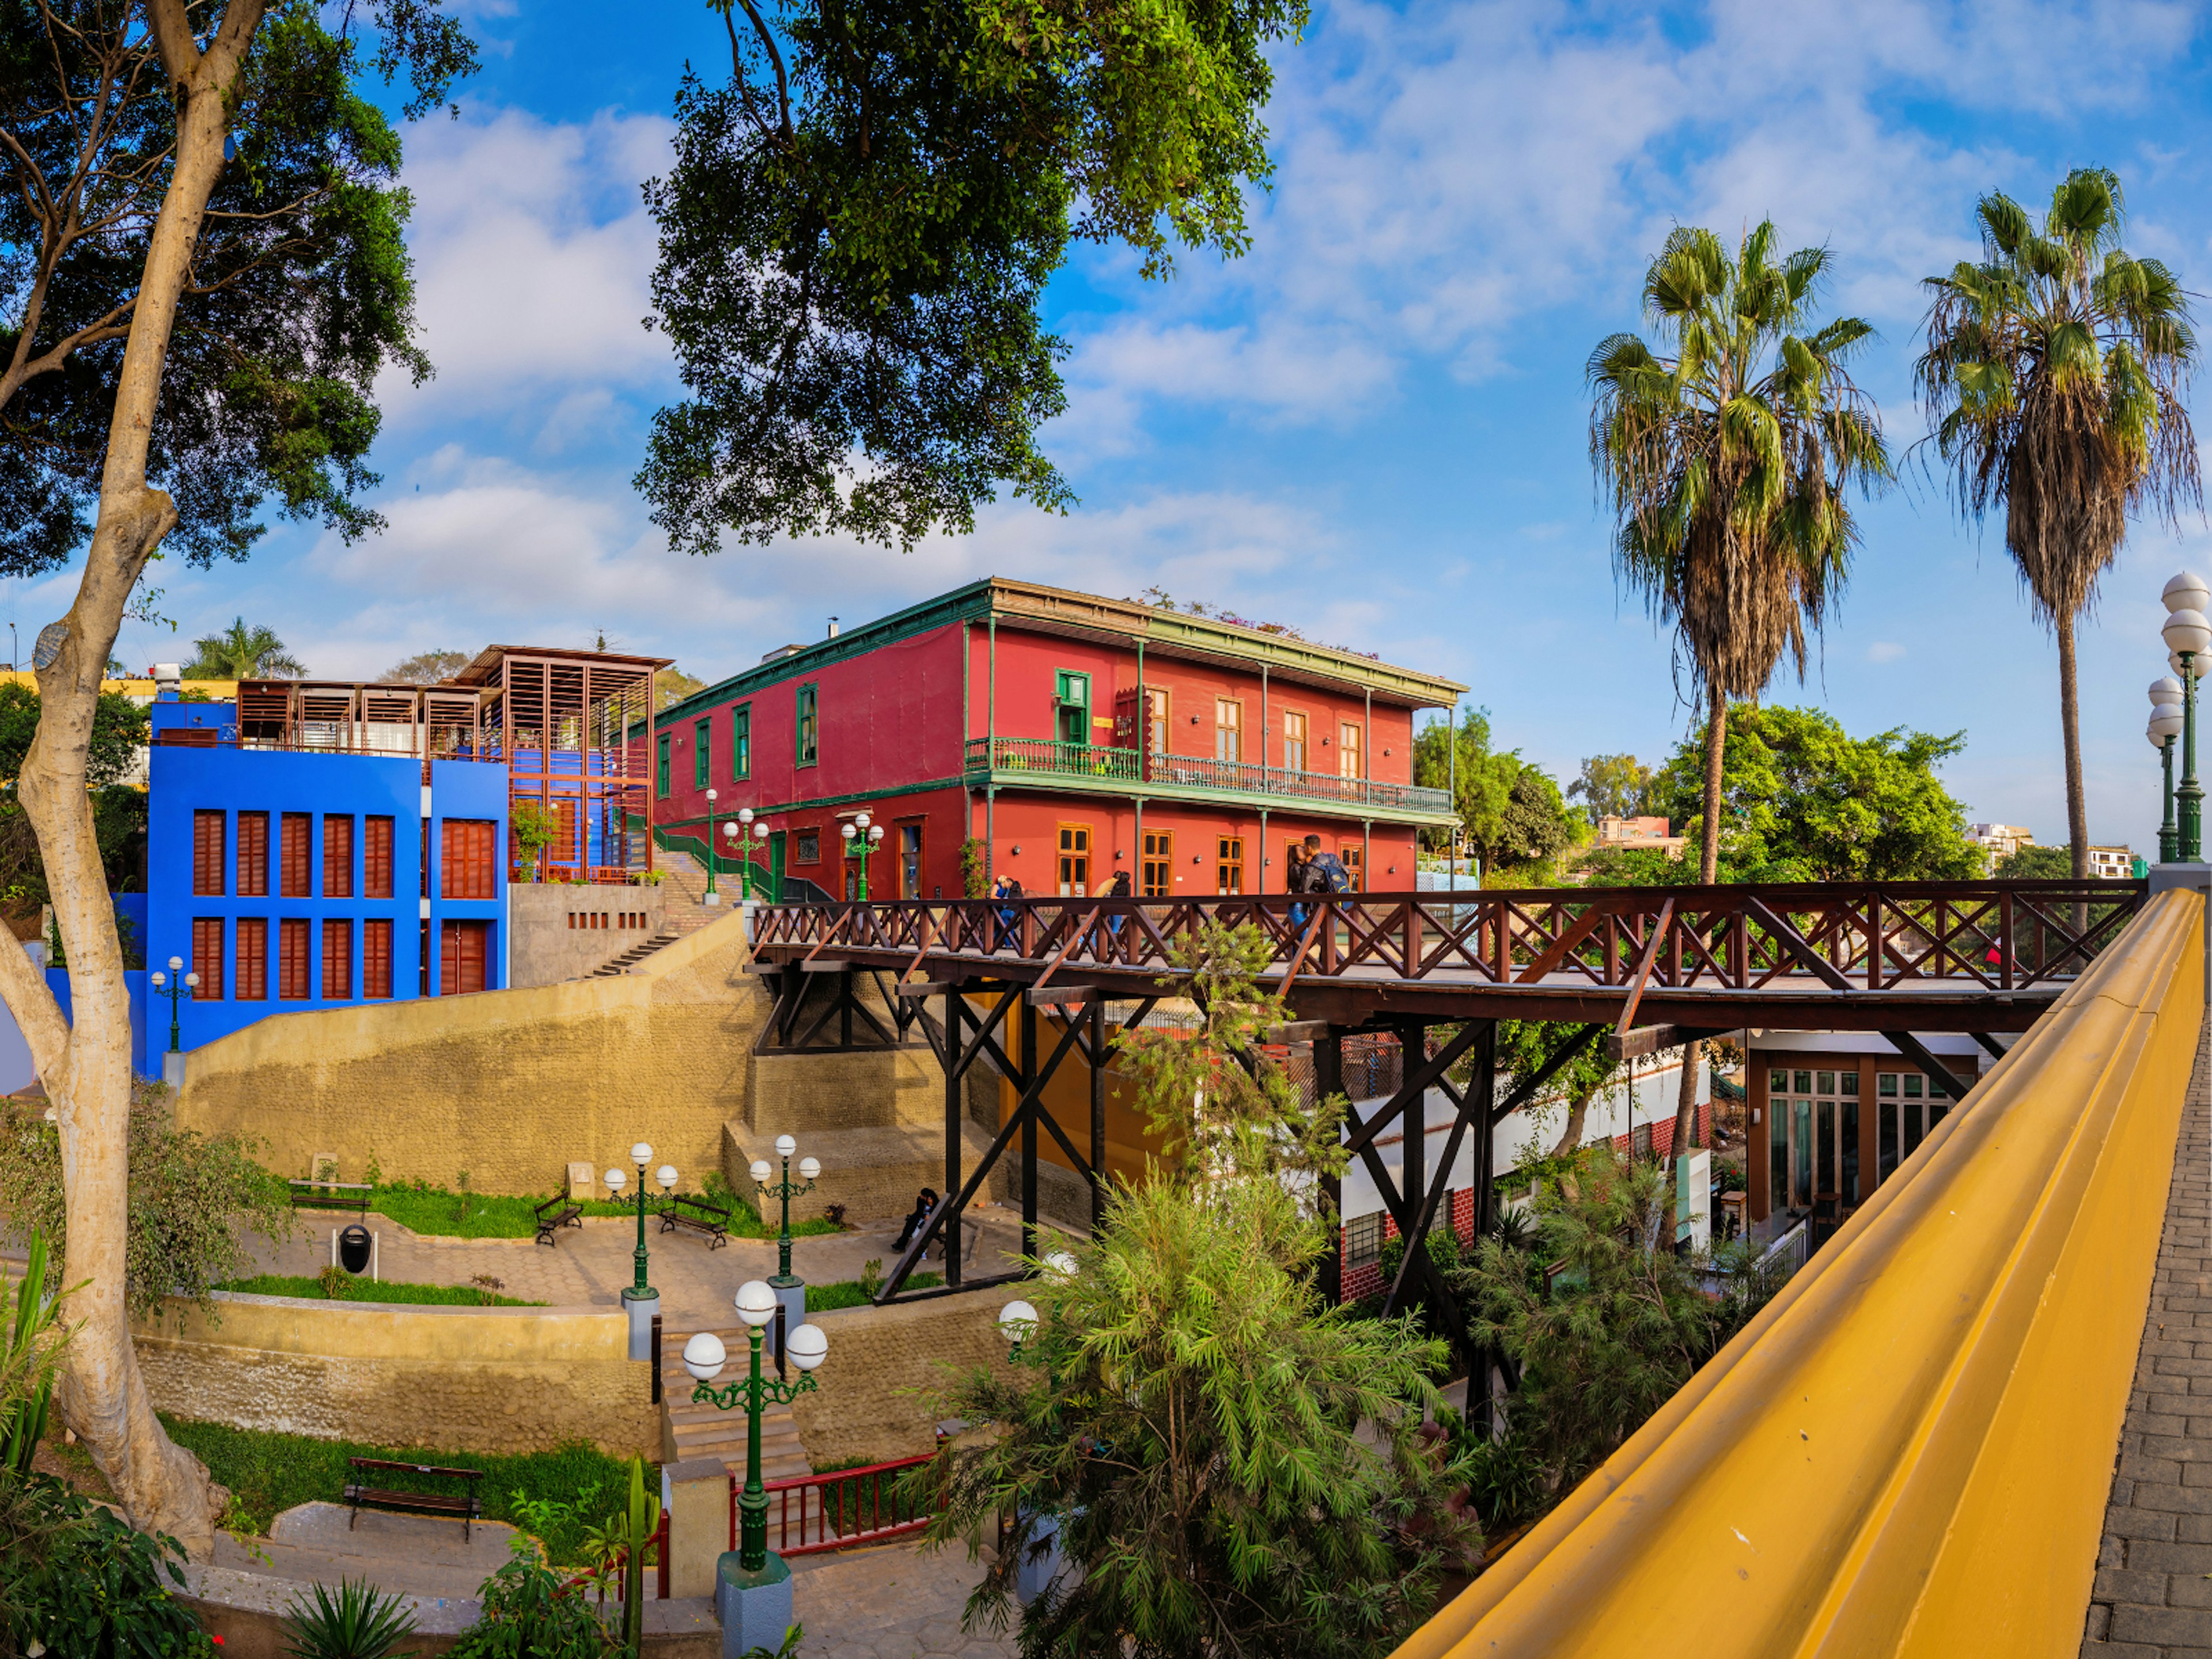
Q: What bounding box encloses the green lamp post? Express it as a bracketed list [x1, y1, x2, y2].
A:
[605, 1146, 676, 1357]
[840, 813, 883, 901]
[2153, 681, 2184, 864]
[2162, 571, 2210, 862]
[683, 1282, 830, 1571]
[752, 1135, 819, 1290]
[148, 955, 198, 1052]
[704, 787, 720, 904]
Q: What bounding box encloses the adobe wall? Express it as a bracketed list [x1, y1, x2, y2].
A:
[133, 1294, 657, 1457]
[787, 1285, 1020, 1468]
[173, 908, 762, 1194]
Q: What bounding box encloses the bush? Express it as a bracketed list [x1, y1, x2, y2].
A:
[449, 1548, 612, 1658]
[0, 1474, 210, 1657]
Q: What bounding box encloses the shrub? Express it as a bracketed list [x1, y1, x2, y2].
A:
[0, 1475, 210, 1657]
[449, 1546, 613, 1658]
[279, 1577, 419, 1659]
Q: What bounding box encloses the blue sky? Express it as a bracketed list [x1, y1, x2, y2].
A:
[66, 0, 2212, 851]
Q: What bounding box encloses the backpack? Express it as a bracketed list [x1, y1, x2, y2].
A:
[1312, 853, 1353, 894]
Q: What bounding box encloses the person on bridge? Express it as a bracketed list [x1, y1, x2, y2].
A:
[1302, 834, 1353, 896]
[1288, 843, 1315, 931]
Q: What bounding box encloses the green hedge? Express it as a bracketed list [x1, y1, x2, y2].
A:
[216, 1273, 544, 1307]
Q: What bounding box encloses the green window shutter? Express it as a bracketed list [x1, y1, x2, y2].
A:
[797, 684, 819, 767]
[733, 706, 751, 779]
[694, 718, 711, 788]
[656, 734, 670, 797]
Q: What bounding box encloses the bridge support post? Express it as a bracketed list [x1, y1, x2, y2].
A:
[1400, 1021, 1425, 1275]
[1020, 996, 1039, 1261]
[1089, 1000, 1107, 1234]
[1316, 1028, 1344, 1305]
[944, 983, 964, 1291]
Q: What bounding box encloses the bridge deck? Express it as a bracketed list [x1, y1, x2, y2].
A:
[2085, 1013, 2212, 1657]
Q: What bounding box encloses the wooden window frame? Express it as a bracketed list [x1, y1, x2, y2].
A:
[796, 683, 819, 768]
[363, 918, 393, 1000]
[234, 916, 267, 1002]
[1056, 822, 1092, 897]
[191, 917, 224, 1000]
[732, 703, 751, 781]
[1142, 828, 1174, 897]
[1054, 671, 1091, 749]
[1216, 834, 1245, 895]
[793, 827, 820, 865]
[236, 811, 269, 897]
[1340, 841, 1363, 892]
[278, 917, 310, 1001]
[323, 918, 353, 1001]
[656, 732, 671, 797]
[323, 815, 353, 899]
[1338, 721, 1363, 780]
[440, 919, 491, 997]
[280, 812, 310, 899]
[1145, 687, 1169, 756]
[441, 819, 498, 901]
[192, 810, 225, 897]
[1282, 709, 1309, 775]
[694, 716, 711, 789]
[896, 817, 925, 902]
[1215, 698, 1244, 765]
[364, 816, 395, 899]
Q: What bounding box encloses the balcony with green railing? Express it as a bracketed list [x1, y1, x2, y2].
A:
[961, 736, 1453, 817]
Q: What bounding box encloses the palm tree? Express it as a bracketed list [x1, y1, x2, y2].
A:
[183, 618, 304, 679]
[1589, 223, 1892, 882]
[1916, 169, 2200, 877]
[1590, 223, 1889, 1161]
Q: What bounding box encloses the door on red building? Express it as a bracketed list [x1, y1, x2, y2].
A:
[440, 920, 490, 995]
[897, 820, 924, 899]
[1057, 824, 1090, 895]
[1142, 829, 1173, 896]
[1766, 1066, 1861, 1214]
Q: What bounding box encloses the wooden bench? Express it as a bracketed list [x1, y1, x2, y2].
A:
[289, 1180, 370, 1216]
[534, 1192, 583, 1247]
[660, 1193, 731, 1249]
[343, 1458, 483, 1539]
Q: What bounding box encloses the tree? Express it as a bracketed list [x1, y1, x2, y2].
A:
[637, 0, 1306, 552]
[0, 684, 148, 788]
[1916, 169, 2200, 877]
[1590, 222, 1891, 1158]
[1567, 752, 1654, 824]
[654, 666, 706, 712]
[1640, 703, 1980, 882]
[1997, 842, 2073, 879]
[183, 617, 303, 679]
[1494, 1020, 1622, 1160]
[1412, 708, 1579, 878]
[0, 0, 471, 1555]
[379, 647, 469, 684]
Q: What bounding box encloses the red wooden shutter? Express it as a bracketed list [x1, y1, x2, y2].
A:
[440, 920, 488, 995]
[323, 816, 353, 899]
[322, 919, 352, 999]
[236, 813, 268, 897]
[192, 812, 225, 896]
[365, 817, 393, 899]
[191, 918, 224, 999]
[441, 820, 496, 900]
[278, 918, 308, 999]
[363, 920, 392, 999]
[281, 813, 309, 898]
[234, 917, 267, 1001]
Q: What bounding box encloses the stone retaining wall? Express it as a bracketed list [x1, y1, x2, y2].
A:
[789, 1285, 1017, 1468]
[134, 1293, 657, 1458]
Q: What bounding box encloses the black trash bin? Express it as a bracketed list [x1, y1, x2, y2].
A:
[338, 1223, 372, 1275]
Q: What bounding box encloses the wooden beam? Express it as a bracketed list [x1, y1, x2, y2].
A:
[1613, 898, 1675, 1038]
[1885, 1031, 1976, 1104]
[1026, 984, 1105, 1006]
[896, 980, 970, 1000]
[1260, 1019, 1331, 1044]
[800, 959, 853, 974]
[1608, 1024, 1720, 1063]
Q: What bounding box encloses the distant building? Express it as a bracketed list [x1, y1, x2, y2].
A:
[2088, 844, 2137, 881]
[1596, 814, 1685, 858]
[1967, 823, 2033, 865]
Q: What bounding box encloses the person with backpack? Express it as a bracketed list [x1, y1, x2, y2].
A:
[1303, 833, 1353, 895]
[1286, 843, 1314, 932]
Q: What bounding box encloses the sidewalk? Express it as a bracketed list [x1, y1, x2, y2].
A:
[790, 1539, 1018, 1658]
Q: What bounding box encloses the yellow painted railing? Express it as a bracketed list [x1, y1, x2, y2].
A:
[1400, 888, 2205, 1659]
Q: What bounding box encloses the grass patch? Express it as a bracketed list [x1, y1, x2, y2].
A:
[162, 1418, 642, 1567]
[365, 1183, 844, 1242]
[805, 1274, 941, 1313]
[217, 1273, 544, 1308]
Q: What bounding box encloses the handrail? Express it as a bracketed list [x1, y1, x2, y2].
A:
[749, 882, 2147, 995]
[961, 734, 1452, 814]
[1392, 887, 2205, 1659]
[729, 1452, 939, 1557]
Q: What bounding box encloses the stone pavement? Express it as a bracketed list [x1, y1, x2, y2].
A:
[2083, 1014, 2212, 1657]
[789, 1539, 1019, 1658]
[253, 1201, 1045, 1332]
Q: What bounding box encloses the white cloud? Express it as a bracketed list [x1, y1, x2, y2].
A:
[1868, 641, 1907, 662]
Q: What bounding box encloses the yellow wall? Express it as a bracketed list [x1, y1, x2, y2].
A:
[1396, 889, 2205, 1659]
[789, 1285, 1021, 1468]
[133, 1293, 656, 1457]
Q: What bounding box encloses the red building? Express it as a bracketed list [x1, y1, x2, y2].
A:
[653, 579, 1465, 901]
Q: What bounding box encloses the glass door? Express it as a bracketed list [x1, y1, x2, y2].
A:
[1767, 1066, 1862, 1215]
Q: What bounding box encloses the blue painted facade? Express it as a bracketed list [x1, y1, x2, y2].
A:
[143, 698, 509, 1054]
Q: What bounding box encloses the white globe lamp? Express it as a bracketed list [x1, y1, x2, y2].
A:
[683, 1331, 727, 1382]
[787, 1323, 829, 1372]
[735, 1280, 778, 1328]
[2166, 571, 2210, 615]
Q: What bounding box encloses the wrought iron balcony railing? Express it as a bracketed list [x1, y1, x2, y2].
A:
[962, 736, 1451, 815]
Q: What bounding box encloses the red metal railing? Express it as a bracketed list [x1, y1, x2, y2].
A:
[729, 1453, 939, 1557]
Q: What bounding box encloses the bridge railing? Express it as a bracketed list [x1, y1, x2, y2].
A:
[751, 880, 2145, 993]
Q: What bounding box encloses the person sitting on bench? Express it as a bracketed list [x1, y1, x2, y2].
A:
[893, 1187, 938, 1251]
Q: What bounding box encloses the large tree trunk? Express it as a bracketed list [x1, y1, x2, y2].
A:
[1549, 1084, 1599, 1158]
[1698, 682, 1727, 885]
[0, 0, 268, 1558]
[2056, 613, 2090, 879]
[1668, 1039, 1701, 1169]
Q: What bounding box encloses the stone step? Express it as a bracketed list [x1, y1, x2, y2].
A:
[661, 1323, 815, 1483]
[591, 933, 680, 976]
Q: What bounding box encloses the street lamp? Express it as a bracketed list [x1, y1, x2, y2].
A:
[751, 1134, 820, 1290]
[2163, 572, 2211, 861]
[727, 806, 752, 900]
[2153, 679, 2186, 863]
[147, 954, 199, 1053]
[605, 1143, 678, 1304]
[684, 1282, 830, 1574]
[704, 788, 720, 904]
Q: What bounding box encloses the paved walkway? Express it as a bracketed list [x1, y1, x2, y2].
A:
[790, 1539, 1018, 1658]
[253, 1202, 1045, 1331]
[2083, 1014, 2212, 1657]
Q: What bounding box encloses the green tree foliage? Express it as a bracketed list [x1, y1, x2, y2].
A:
[1589, 222, 1892, 884]
[1567, 752, 1656, 824]
[1916, 169, 2199, 877]
[1496, 1020, 1620, 1158]
[0, 1476, 206, 1656]
[0, 683, 147, 787]
[638, 0, 1306, 552]
[1456, 1153, 1787, 1526]
[184, 617, 304, 679]
[379, 648, 470, 684]
[0, 1092, 293, 1319]
[1997, 843, 2074, 879]
[1412, 707, 1579, 878]
[0, 0, 476, 574]
[1588, 703, 1979, 884]
[922, 1180, 1473, 1659]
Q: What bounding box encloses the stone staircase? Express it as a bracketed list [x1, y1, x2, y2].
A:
[586, 852, 735, 977]
[659, 1321, 813, 1483]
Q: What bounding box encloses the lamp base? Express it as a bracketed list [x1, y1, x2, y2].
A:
[621, 1286, 660, 1361]
[704, 890, 721, 906]
[716, 1550, 792, 1657]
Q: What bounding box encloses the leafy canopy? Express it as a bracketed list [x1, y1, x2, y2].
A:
[1567, 752, 1657, 824]
[1916, 167, 2200, 632]
[0, 0, 476, 575]
[637, 0, 1306, 552]
[184, 618, 304, 679]
[1412, 707, 1578, 878]
[379, 648, 469, 684]
[1589, 222, 1893, 709]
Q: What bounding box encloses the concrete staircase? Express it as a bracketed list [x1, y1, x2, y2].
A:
[586, 853, 734, 977]
[659, 1321, 813, 1483]
[590, 933, 681, 977]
